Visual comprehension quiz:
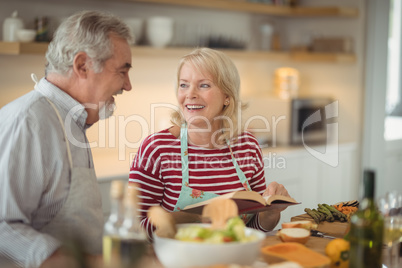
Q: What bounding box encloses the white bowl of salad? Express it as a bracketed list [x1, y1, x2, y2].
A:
[153, 217, 266, 268]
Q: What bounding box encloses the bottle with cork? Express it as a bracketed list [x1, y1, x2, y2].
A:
[103, 182, 148, 268]
[117, 184, 148, 268]
[103, 180, 125, 267]
[349, 169, 384, 268]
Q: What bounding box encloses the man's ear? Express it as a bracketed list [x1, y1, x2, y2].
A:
[73, 52, 89, 78]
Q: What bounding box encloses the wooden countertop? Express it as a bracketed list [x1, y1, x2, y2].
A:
[291, 214, 349, 238]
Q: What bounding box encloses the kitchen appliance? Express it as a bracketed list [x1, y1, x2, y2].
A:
[243, 96, 334, 146]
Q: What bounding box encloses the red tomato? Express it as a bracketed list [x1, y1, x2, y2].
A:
[223, 236, 233, 243]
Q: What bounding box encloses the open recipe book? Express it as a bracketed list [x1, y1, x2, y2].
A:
[182, 190, 300, 215]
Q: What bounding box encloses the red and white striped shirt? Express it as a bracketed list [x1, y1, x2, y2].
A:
[129, 128, 268, 238]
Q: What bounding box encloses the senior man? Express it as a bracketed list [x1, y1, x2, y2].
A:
[0, 10, 133, 267]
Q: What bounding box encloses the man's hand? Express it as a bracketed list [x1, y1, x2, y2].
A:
[40, 249, 79, 268]
[40, 249, 102, 268]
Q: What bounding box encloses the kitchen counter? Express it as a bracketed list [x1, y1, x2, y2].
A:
[260, 141, 357, 156]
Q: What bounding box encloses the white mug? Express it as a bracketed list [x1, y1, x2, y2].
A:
[146, 16, 174, 48]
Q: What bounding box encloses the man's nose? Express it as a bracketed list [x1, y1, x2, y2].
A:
[124, 84, 132, 92]
[124, 75, 132, 91]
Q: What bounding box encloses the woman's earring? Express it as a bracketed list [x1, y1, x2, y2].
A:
[224, 100, 229, 105]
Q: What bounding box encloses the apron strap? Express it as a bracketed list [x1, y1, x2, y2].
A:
[45, 98, 74, 170]
[227, 140, 251, 191]
[30, 73, 39, 86]
[180, 123, 190, 185]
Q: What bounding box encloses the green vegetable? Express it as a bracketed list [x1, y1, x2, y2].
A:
[318, 204, 334, 222]
[174, 216, 255, 243]
[323, 204, 347, 222]
[305, 208, 320, 223]
[312, 208, 325, 222]
[305, 202, 351, 224]
[204, 231, 225, 243]
[175, 225, 212, 241]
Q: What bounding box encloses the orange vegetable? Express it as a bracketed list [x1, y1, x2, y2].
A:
[334, 204, 358, 215]
[261, 242, 331, 267]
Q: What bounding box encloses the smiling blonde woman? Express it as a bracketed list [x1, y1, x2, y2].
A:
[129, 48, 291, 239]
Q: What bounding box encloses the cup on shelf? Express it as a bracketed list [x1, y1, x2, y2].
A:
[260, 23, 273, 51]
[146, 16, 174, 48]
[123, 18, 144, 45]
[17, 29, 36, 42]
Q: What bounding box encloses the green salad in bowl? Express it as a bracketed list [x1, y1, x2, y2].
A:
[174, 216, 257, 243]
[153, 217, 266, 268]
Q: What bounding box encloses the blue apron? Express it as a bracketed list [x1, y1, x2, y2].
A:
[173, 124, 253, 224]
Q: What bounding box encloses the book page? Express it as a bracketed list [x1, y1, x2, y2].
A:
[231, 191, 266, 205]
[263, 194, 298, 205]
[183, 191, 299, 212]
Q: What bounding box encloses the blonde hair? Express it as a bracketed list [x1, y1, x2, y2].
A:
[170, 48, 246, 144]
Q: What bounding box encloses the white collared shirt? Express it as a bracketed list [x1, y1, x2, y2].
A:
[0, 78, 94, 267]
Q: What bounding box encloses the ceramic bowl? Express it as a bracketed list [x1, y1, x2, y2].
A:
[146, 16, 173, 48]
[17, 29, 36, 42]
[123, 18, 144, 45]
[153, 223, 266, 268]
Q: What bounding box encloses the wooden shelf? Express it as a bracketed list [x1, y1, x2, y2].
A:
[131, 46, 356, 63]
[125, 0, 358, 17]
[0, 42, 48, 55]
[289, 51, 356, 63]
[0, 42, 356, 63]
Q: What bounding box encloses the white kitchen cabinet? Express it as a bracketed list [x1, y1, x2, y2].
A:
[263, 142, 358, 228]
[383, 139, 402, 194]
[316, 149, 356, 204]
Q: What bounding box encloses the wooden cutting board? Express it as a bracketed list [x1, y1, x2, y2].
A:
[291, 213, 349, 238]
